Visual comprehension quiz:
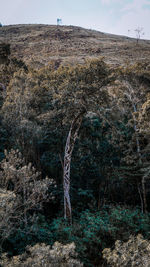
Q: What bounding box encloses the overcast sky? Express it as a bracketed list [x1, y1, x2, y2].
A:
[1, 0, 150, 39]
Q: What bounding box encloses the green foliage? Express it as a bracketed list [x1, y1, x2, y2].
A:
[109, 206, 150, 239]
[4, 214, 53, 255]
[1, 51, 150, 266]
[50, 206, 150, 266]
[70, 116, 120, 211]
[2, 205, 150, 265]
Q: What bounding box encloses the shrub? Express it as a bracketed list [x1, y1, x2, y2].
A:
[5, 214, 53, 255]
[103, 234, 150, 267]
[0, 242, 83, 267]
[0, 150, 56, 253]
[50, 206, 150, 266]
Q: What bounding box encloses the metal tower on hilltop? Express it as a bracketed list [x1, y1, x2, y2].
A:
[57, 18, 62, 26]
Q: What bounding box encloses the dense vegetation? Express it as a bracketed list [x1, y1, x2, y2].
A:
[0, 45, 150, 266]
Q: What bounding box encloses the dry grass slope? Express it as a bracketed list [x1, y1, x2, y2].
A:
[0, 24, 150, 68]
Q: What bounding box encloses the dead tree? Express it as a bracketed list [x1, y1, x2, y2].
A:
[63, 110, 86, 223]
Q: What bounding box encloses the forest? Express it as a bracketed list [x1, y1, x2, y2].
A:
[0, 41, 150, 266]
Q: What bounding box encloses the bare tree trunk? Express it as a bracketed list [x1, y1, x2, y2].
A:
[132, 103, 147, 212]
[63, 111, 85, 223]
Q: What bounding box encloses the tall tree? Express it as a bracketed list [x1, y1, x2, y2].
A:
[51, 58, 112, 222]
[110, 62, 150, 212]
[63, 110, 85, 221]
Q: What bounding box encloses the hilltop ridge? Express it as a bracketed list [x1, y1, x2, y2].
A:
[0, 24, 150, 68]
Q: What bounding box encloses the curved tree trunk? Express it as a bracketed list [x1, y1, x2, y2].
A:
[63, 111, 85, 223]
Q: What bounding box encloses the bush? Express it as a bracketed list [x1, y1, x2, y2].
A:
[5, 214, 53, 255]
[103, 234, 150, 267]
[50, 206, 150, 266]
[1, 201, 150, 266]
[0, 150, 57, 254]
[0, 242, 83, 267]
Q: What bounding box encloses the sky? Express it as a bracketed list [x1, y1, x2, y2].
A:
[1, 0, 150, 39]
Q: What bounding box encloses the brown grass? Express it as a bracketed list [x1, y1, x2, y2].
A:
[0, 24, 150, 68]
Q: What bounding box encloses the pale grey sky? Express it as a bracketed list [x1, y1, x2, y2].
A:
[1, 0, 150, 39]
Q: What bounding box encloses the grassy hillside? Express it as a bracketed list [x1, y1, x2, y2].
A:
[0, 24, 150, 68]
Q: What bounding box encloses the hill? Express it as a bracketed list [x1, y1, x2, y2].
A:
[0, 24, 150, 68]
[1, 24, 150, 267]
